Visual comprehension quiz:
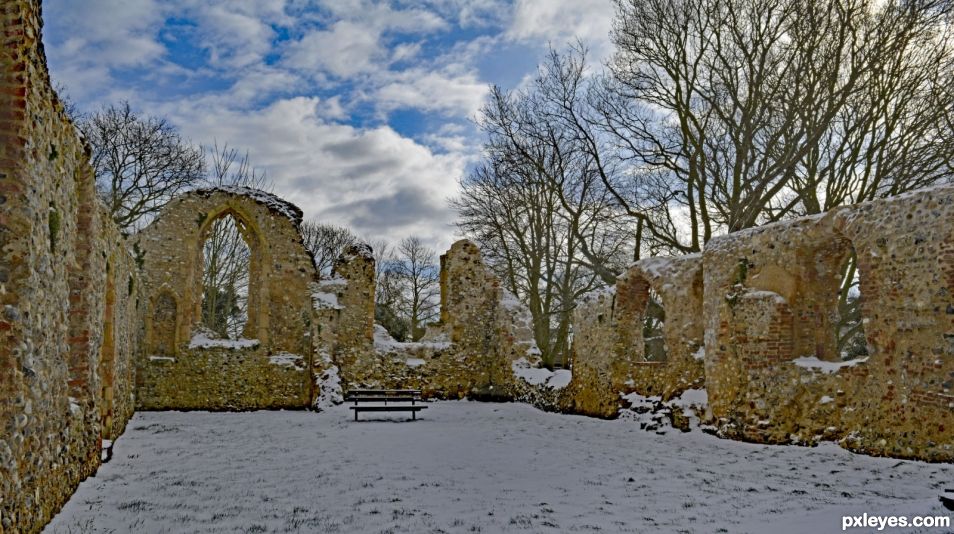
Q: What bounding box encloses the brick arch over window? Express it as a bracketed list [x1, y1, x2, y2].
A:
[623, 255, 705, 364]
[135, 188, 317, 355]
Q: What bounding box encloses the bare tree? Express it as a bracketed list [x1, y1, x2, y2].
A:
[454, 157, 624, 367]
[79, 101, 205, 231]
[599, 0, 953, 245]
[368, 240, 410, 341]
[301, 222, 360, 277]
[393, 237, 440, 341]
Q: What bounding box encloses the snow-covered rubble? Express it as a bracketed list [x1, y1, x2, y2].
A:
[511, 358, 572, 390]
[620, 388, 709, 434]
[314, 365, 342, 411]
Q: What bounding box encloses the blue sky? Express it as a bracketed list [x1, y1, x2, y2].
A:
[42, 0, 616, 250]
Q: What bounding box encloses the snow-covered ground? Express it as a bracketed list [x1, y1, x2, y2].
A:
[45, 402, 951, 533]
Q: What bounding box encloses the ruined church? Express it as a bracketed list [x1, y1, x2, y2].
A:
[1, 1, 951, 532]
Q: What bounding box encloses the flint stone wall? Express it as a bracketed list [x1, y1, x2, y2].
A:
[703, 189, 954, 460]
[134, 188, 316, 410]
[0, 2, 141, 531]
[337, 240, 539, 399]
[563, 254, 705, 417]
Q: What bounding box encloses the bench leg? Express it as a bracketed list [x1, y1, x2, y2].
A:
[355, 410, 358, 422]
[412, 410, 416, 421]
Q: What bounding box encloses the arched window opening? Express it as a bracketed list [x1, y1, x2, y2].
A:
[643, 286, 668, 362]
[201, 214, 251, 340]
[836, 246, 867, 360]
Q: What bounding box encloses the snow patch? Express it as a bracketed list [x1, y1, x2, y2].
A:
[314, 365, 343, 410]
[148, 355, 176, 363]
[819, 395, 835, 404]
[405, 358, 426, 368]
[268, 352, 305, 371]
[311, 279, 346, 311]
[671, 388, 708, 409]
[189, 331, 260, 350]
[792, 356, 868, 374]
[68, 396, 81, 416]
[373, 324, 453, 351]
[511, 358, 572, 390]
[692, 346, 706, 361]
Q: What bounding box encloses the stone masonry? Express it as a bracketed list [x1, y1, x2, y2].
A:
[0, 1, 141, 530]
[2, 0, 953, 531]
[133, 188, 316, 410]
[569, 188, 954, 461]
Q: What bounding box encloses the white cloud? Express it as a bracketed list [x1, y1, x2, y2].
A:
[44, 0, 168, 97]
[183, 3, 280, 69]
[376, 69, 488, 117]
[159, 96, 467, 250]
[284, 21, 385, 78]
[507, 0, 616, 58]
[44, 0, 602, 250]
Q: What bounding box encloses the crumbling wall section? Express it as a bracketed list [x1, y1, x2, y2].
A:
[704, 189, 954, 460]
[564, 255, 705, 417]
[337, 240, 538, 400]
[134, 189, 315, 410]
[0, 2, 141, 531]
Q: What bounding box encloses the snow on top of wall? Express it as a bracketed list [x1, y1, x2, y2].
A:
[268, 352, 305, 371]
[192, 186, 303, 225]
[373, 324, 404, 349]
[311, 278, 348, 311]
[740, 290, 788, 304]
[791, 356, 868, 374]
[373, 324, 452, 352]
[406, 358, 426, 367]
[148, 355, 176, 363]
[630, 256, 680, 279]
[511, 358, 572, 390]
[188, 329, 260, 350]
[704, 211, 830, 254]
[339, 243, 374, 262]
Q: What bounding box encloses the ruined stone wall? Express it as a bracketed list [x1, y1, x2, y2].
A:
[563, 255, 706, 417]
[134, 189, 315, 410]
[0, 1, 141, 530]
[336, 240, 538, 399]
[702, 189, 953, 460]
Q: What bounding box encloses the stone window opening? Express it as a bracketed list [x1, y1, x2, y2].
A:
[200, 212, 252, 340]
[835, 245, 868, 361]
[643, 286, 668, 362]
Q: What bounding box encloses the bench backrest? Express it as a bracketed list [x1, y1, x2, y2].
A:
[345, 389, 421, 401]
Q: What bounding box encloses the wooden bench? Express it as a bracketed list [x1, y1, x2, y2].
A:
[345, 389, 427, 421]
